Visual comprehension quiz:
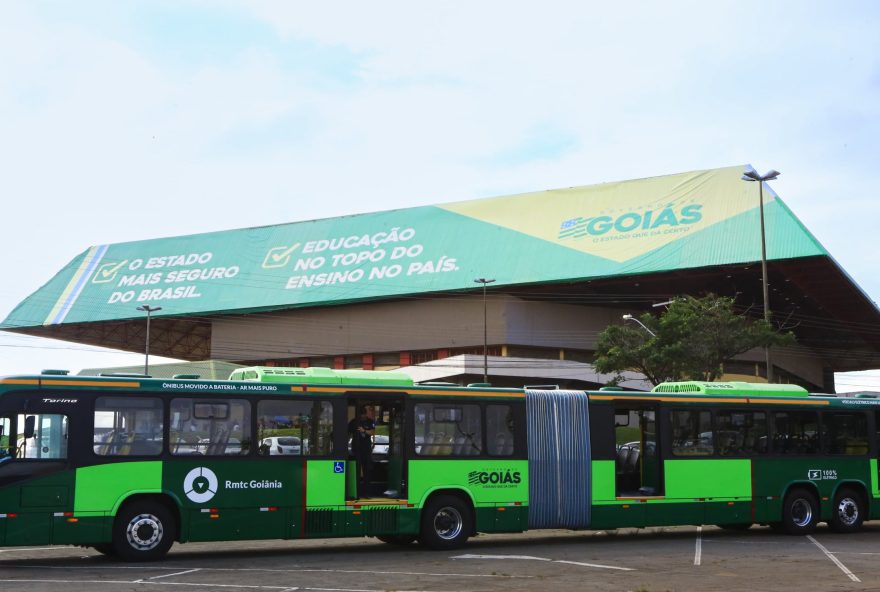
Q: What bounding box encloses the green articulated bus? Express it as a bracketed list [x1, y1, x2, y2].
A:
[0, 367, 878, 561]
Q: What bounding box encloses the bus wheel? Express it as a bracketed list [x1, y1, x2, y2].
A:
[830, 487, 864, 534]
[112, 501, 175, 561]
[376, 534, 417, 546]
[419, 495, 472, 550]
[782, 488, 819, 535]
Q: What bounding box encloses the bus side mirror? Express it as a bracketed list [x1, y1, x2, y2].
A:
[23, 415, 36, 439]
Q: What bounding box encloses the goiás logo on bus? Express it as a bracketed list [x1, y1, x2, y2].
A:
[558, 203, 703, 242]
[468, 469, 522, 488]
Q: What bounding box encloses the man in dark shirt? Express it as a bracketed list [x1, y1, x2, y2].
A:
[348, 405, 375, 498]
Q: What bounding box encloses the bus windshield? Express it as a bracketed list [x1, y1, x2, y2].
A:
[0, 413, 69, 461]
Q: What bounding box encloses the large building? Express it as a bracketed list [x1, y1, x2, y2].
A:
[4, 165, 879, 392]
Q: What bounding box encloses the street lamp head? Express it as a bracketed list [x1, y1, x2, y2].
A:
[137, 305, 162, 313]
[474, 278, 496, 285]
[741, 168, 780, 182]
[622, 314, 633, 320]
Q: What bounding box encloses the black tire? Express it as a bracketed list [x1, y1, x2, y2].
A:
[112, 501, 176, 561]
[419, 495, 472, 550]
[830, 487, 865, 534]
[377, 534, 417, 546]
[717, 523, 752, 531]
[782, 488, 819, 535]
[91, 543, 116, 556]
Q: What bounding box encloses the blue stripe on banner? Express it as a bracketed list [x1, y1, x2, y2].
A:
[51, 244, 109, 325]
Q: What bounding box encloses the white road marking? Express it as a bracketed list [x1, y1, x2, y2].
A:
[0, 582, 460, 592]
[148, 568, 203, 580]
[807, 535, 860, 583]
[554, 560, 634, 571]
[0, 581, 288, 590]
[703, 538, 813, 546]
[0, 546, 72, 553]
[0, 563, 529, 579]
[304, 589, 465, 592]
[452, 553, 633, 571]
[453, 553, 550, 561]
[694, 526, 702, 566]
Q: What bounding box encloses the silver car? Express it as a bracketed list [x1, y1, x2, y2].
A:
[260, 436, 302, 455]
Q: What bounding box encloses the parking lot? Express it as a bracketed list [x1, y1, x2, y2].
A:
[3, 524, 880, 592]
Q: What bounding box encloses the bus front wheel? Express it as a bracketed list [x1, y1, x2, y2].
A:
[419, 495, 472, 550]
[112, 501, 175, 561]
[830, 487, 865, 534]
[782, 488, 819, 535]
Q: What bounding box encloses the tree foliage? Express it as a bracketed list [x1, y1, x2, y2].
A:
[594, 294, 795, 385]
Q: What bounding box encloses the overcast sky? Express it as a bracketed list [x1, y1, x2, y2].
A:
[1, 1, 878, 391]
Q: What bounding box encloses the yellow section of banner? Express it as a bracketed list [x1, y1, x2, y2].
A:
[439, 165, 767, 263]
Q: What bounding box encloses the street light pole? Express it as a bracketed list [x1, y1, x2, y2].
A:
[136, 305, 162, 375]
[474, 278, 496, 383]
[742, 167, 780, 383]
[622, 314, 656, 337]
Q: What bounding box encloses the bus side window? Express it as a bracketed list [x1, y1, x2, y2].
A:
[716, 411, 768, 456]
[256, 399, 333, 457]
[486, 405, 514, 456]
[0, 417, 11, 460]
[822, 412, 868, 455]
[170, 398, 252, 456]
[94, 396, 164, 456]
[773, 411, 819, 454]
[414, 403, 481, 456]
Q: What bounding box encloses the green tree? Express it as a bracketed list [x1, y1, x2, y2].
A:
[594, 294, 794, 385]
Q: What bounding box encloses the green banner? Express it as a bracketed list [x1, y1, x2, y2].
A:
[2, 165, 826, 328]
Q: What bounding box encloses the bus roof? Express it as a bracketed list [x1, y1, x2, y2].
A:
[228, 366, 415, 387]
[651, 381, 808, 397]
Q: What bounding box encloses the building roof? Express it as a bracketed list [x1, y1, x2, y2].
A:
[1, 165, 829, 327]
[3, 165, 878, 372]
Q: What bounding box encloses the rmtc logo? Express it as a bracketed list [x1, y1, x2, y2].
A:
[559, 204, 703, 240]
[183, 467, 218, 503]
[468, 469, 522, 486]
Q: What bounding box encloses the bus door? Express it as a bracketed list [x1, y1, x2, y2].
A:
[0, 392, 78, 546]
[876, 410, 880, 491]
[347, 396, 406, 500]
[614, 404, 663, 497]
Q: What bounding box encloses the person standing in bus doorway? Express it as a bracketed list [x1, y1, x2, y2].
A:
[348, 405, 375, 498]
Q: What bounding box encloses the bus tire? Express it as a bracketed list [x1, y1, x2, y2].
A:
[419, 495, 472, 550]
[782, 488, 819, 535]
[830, 487, 865, 534]
[91, 543, 116, 556]
[376, 534, 417, 546]
[112, 501, 175, 561]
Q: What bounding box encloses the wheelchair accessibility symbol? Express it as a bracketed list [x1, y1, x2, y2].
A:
[333, 461, 345, 474]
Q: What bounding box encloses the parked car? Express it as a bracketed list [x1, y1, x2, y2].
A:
[198, 437, 243, 455]
[260, 436, 302, 455]
[372, 434, 389, 459]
